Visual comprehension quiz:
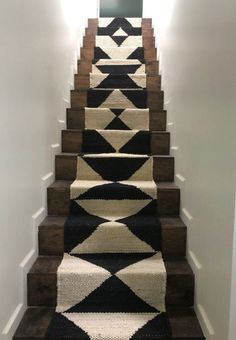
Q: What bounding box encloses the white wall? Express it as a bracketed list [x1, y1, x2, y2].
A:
[144, 1, 236, 340]
[0, 1, 97, 339]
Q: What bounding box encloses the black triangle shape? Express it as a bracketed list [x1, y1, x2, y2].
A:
[111, 36, 128, 46]
[127, 47, 145, 60]
[96, 64, 142, 74]
[87, 89, 113, 108]
[64, 210, 108, 253]
[78, 182, 153, 200]
[110, 108, 124, 116]
[84, 156, 148, 181]
[45, 312, 90, 339]
[75, 253, 153, 274]
[65, 276, 157, 313]
[96, 74, 142, 89]
[98, 27, 142, 36]
[105, 117, 130, 130]
[122, 27, 142, 36]
[120, 131, 151, 154]
[121, 89, 147, 108]
[117, 201, 162, 251]
[82, 130, 116, 153]
[107, 18, 133, 29]
[131, 312, 172, 339]
[97, 27, 117, 36]
[94, 47, 111, 59]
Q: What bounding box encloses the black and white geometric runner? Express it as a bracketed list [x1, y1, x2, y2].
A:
[46, 17, 172, 339]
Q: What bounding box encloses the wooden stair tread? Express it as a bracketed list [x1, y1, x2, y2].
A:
[56, 152, 173, 158]
[39, 215, 185, 230]
[66, 109, 167, 131]
[27, 256, 194, 307]
[55, 152, 174, 182]
[38, 215, 186, 258]
[29, 256, 193, 276]
[14, 307, 205, 340]
[61, 129, 170, 155]
[48, 180, 179, 190]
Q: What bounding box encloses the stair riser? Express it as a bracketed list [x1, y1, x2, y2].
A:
[27, 271, 193, 307]
[77, 60, 159, 75]
[13, 307, 206, 340]
[47, 185, 180, 216]
[83, 37, 155, 50]
[55, 155, 174, 182]
[61, 130, 170, 155]
[67, 109, 166, 131]
[71, 90, 163, 111]
[38, 225, 186, 258]
[80, 47, 157, 62]
[85, 28, 154, 38]
[74, 75, 161, 91]
[86, 18, 153, 30]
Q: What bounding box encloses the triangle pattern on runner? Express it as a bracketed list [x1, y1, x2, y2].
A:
[46, 17, 172, 340]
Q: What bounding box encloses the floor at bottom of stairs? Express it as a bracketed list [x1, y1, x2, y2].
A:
[14, 307, 205, 340]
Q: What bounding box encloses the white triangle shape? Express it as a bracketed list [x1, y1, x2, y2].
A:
[95, 59, 142, 66]
[70, 180, 112, 200]
[91, 65, 103, 74]
[56, 253, 111, 313]
[98, 18, 114, 27]
[96, 36, 117, 48]
[130, 74, 147, 88]
[118, 36, 143, 47]
[101, 47, 137, 59]
[78, 199, 152, 220]
[116, 253, 166, 311]
[62, 312, 158, 339]
[134, 64, 146, 74]
[71, 222, 155, 254]
[113, 28, 128, 36]
[119, 180, 157, 199]
[100, 89, 136, 109]
[85, 108, 115, 130]
[126, 18, 142, 27]
[97, 130, 137, 152]
[76, 156, 104, 181]
[120, 108, 149, 130]
[90, 73, 108, 88]
[123, 157, 153, 181]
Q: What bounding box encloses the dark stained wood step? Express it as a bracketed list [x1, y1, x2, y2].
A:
[80, 47, 157, 62]
[86, 18, 153, 30]
[61, 130, 170, 155]
[83, 36, 155, 50]
[38, 216, 186, 258]
[13, 307, 205, 340]
[70, 89, 163, 111]
[74, 74, 161, 91]
[55, 153, 174, 182]
[77, 60, 159, 75]
[47, 181, 180, 216]
[85, 27, 154, 38]
[67, 109, 166, 131]
[27, 256, 194, 307]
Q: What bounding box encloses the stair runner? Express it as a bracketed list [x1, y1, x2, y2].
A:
[46, 17, 172, 339]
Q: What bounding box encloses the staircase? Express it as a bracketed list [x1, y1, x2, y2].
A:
[14, 18, 205, 339]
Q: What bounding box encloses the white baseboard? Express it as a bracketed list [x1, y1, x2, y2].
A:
[188, 250, 202, 272]
[1, 246, 39, 339]
[186, 251, 214, 338]
[1, 177, 49, 339]
[196, 303, 215, 339]
[182, 208, 193, 222]
[2, 304, 25, 340]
